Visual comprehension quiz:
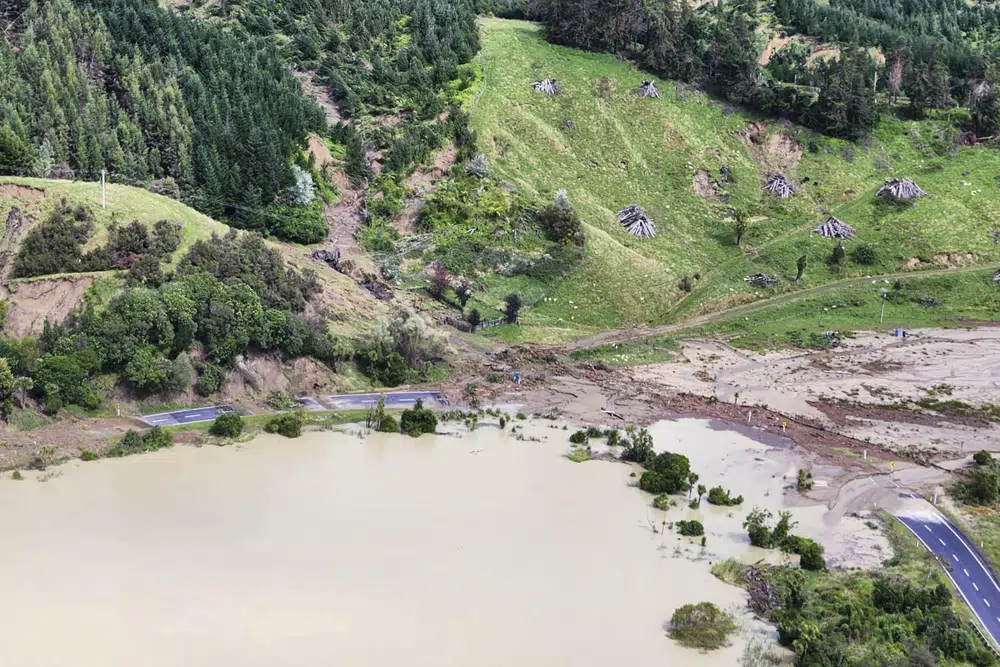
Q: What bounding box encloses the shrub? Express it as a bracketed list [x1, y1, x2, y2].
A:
[569, 430, 588, 445]
[784, 535, 826, 571]
[80, 449, 98, 461]
[486, 372, 502, 383]
[707, 486, 743, 506]
[210, 412, 244, 438]
[400, 399, 438, 437]
[122, 429, 143, 450]
[536, 191, 584, 246]
[667, 602, 736, 650]
[619, 425, 655, 463]
[677, 520, 705, 537]
[797, 468, 814, 491]
[267, 391, 296, 410]
[516, 412, 527, 420]
[653, 493, 674, 510]
[196, 363, 225, 396]
[852, 244, 878, 265]
[974, 450, 993, 466]
[467, 308, 482, 328]
[376, 413, 399, 433]
[830, 242, 846, 265]
[142, 426, 173, 451]
[265, 412, 304, 438]
[689, 498, 701, 509]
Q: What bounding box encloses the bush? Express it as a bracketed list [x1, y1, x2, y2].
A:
[122, 429, 143, 450]
[707, 486, 743, 506]
[653, 493, 674, 510]
[852, 244, 878, 265]
[830, 243, 846, 265]
[467, 308, 482, 328]
[677, 519, 705, 537]
[80, 449, 98, 461]
[210, 412, 244, 438]
[667, 602, 737, 650]
[516, 412, 527, 420]
[196, 363, 225, 396]
[619, 425, 655, 463]
[797, 468, 814, 491]
[376, 413, 399, 433]
[784, 535, 826, 571]
[569, 430, 588, 444]
[267, 391, 296, 410]
[142, 426, 173, 451]
[265, 412, 304, 438]
[400, 399, 438, 437]
[974, 450, 993, 466]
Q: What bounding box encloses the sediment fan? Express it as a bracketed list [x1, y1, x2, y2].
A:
[636, 80, 659, 98]
[532, 79, 560, 95]
[876, 178, 925, 200]
[814, 216, 855, 239]
[763, 173, 795, 198]
[617, 204, 655, 238]
[744, 273, 777, 287]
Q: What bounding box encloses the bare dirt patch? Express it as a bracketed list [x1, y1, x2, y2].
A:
[4, 277, 92, 338]
[306, 134, 335, 176]
[0, 184, 44, 203]
[934, 252, 979, 268]
[294, 70, 343, 125]
[692, 169, 719, 200]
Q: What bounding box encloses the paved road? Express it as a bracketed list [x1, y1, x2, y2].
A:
[139, 391, 447, 424]
[139, 405, 236, 427]
[879, 477, 1000, 648]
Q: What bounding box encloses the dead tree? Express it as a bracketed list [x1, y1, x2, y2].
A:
[636, 80, 659, 98]
[617, 205, 655, 238]
[745, 273, 778, 287]
[532, 79, 560, 95]
[876, 178, 925, 201]
[814, 217, 856, 240]
[763, 173, 795, 198]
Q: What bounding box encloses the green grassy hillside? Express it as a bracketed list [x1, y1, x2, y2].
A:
[469, 19, 1000, 342]
[0, 177, 230, 268]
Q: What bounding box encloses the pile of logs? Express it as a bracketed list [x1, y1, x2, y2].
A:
[532, 79, 560, 95]
[814, 216, 856, 239]
[636, 80, 659, 98]
[745, 273, 778, 287]
[617, 205, 656, 238]
[746, 566, 780, 616]
[993, 268, 1000, 283]
[763, 173, 795, 198]
[876, 178, 925, 200]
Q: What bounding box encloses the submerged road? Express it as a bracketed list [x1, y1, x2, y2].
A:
[880, 477, 1000, 648]
[139, 391, 447, 425]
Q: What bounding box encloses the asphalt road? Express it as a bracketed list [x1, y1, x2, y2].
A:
[139, 405, 236, 427]
[878, 475, 1000, 649]
[139, 392, 447, 425]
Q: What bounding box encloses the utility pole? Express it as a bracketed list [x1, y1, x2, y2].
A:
[879, 288, 888, 324]
[101, 169, 106, 209]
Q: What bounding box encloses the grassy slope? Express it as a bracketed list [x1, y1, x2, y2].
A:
[0, 177, 231, 261]
[470, 19, 1000, 343]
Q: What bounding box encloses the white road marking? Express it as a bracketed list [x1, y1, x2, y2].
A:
[975, 582, 980, 592]
[939, 538, 947, 546]
[966, 569, 972, 576]
[954, 554, 960, 561]
[925, 526, 932, 532]
[986, 599, 991, 608]
[937, 517, 1000, 594]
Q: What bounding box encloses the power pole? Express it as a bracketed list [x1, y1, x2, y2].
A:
[101, 169, 106, 209]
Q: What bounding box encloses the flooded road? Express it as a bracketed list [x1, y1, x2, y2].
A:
[0, 418, 866, 666]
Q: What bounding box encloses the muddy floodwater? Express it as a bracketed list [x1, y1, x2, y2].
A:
[0, 418, 868, 666]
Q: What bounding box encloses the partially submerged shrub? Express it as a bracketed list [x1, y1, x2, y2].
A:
[569, 430, 588, 445]
[677, 519, 705, 537]
[400, 399, 437, 437]
[265, 411, 304, 438]
[707, 485, 743, 506]
[667, 602, 736, 650]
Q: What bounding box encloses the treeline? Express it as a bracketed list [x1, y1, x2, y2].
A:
[528, 0, 1000, 139]
[0, 0, 329, 239]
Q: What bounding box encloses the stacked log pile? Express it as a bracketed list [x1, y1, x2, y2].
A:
[532, 79, 560, 95]
[814, 216, 856, 239]
[636, 80, 659, 98]
[745, 273, 778, 287]
[876, 178, 925, 200]
[617, 205, 655, 238]
[746, 566, 780, 616]
[763, 173, 795, 198]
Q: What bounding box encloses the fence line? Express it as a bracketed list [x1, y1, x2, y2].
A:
[472, 316, 518, 332]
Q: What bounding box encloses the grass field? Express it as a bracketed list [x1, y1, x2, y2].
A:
[469, 19, 1000, 343]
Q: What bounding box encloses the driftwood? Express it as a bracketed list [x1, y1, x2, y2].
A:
[532, 78, 560, 95]
[746, 565, 780, 616]
[814, 216, 855, 239]
[763, 173, 795, 198]
[617, 204, 655, 238]
[745, 273, 778, 287]
[636, 80, 659, 98]
[876, 178, 925, 200]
